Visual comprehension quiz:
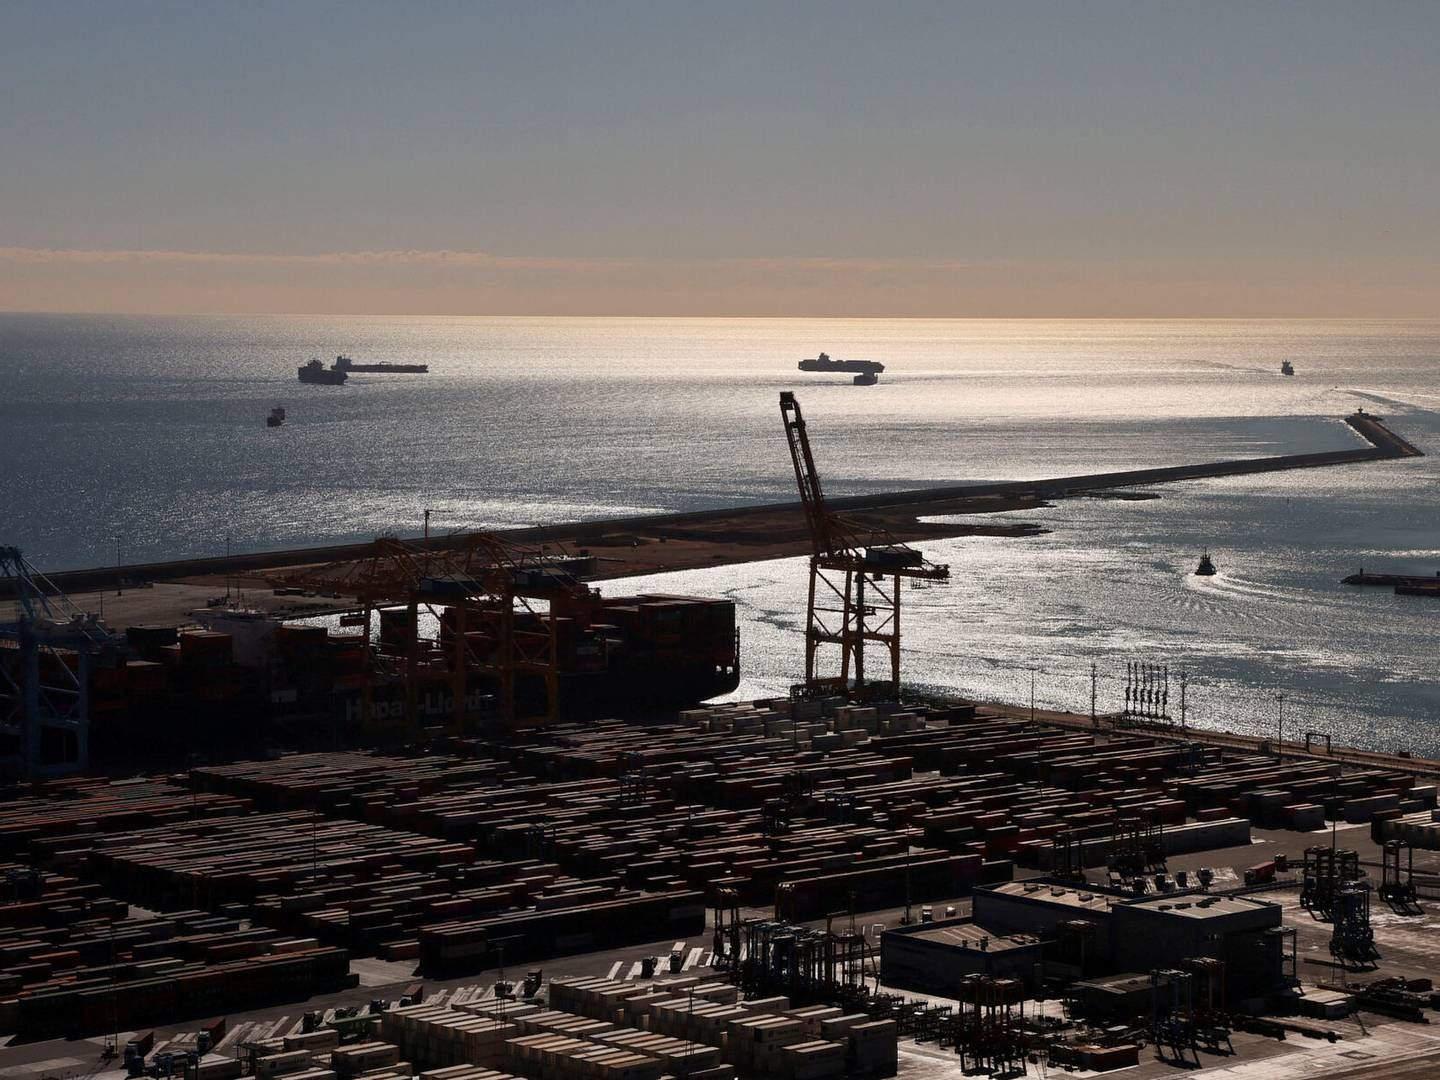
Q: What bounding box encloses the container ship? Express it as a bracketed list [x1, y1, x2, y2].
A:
[334, 355, 429, 374]
[798, 351, 885, 385]
[373, 589, 741, 724]
[56, 590, 739, 756]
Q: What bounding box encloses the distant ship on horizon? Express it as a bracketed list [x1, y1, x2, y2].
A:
[334, 354, 428, 374]
[798, 351, 885, 385]
[297, 355, 430, 383]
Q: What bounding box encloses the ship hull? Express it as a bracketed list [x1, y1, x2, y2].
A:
[560, 661, 739, 717]
[798, 356, 884, 382]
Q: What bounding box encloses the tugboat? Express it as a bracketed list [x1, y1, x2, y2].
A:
[298, 358, 347, 385]
[1194, 551, 1217, 576]
[266, 406, 286, 428]
[1280, 360, 1295, 376]
[333, 354, 428, 374]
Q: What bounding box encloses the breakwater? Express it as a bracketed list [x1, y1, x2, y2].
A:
[5, 412, 1421, 598]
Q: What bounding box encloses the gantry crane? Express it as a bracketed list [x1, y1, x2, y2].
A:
[1, 546, 120, 778]
[277, 532, 594, 735]
[419, 531, 598, 731]
[778, 392, 949, 697]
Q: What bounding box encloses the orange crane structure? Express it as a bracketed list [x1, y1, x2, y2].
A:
[276, 533, 595, 735]
[778, 391, 949, 697]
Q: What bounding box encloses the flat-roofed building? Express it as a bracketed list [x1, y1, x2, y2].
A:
[901, 879, 1289, 1003]
[880, 918, 1042, 995]
[972, 880, 1117, 937]
[1113, 893, 1284, 1001]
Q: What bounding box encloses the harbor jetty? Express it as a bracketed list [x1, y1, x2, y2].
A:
[1343, 570, 1440, 598]
[6, 412, 1421, 600]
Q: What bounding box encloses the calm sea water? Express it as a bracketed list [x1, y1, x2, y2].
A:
[3, 315, 1439, 751]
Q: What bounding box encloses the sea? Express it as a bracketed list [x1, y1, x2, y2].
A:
[3, 314, 1439, 754]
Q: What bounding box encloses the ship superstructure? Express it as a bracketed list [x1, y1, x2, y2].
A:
[298, 358, 347, 385]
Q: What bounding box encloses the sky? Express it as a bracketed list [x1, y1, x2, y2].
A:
[2, 1, 1438, 317]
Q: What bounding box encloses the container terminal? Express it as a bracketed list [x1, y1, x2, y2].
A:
[1, 400, 1439, 1079]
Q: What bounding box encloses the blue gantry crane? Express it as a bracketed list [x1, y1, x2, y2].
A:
[1, 546, 119, 778]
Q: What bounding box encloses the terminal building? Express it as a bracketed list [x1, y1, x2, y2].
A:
[882, 878, 1289, 1005]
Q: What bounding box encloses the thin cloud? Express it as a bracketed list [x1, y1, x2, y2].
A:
[0, 245, 984, 275]
[0, 246, 598, 270]
[18, 244, 1426, 317]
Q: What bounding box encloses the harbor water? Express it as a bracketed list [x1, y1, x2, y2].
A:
[3, 314, 1439, 751]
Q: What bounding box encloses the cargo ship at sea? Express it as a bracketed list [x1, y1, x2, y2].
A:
[297, 358, 347, 385]
[334, 355, 429, 374]
[798, 351, 885, 385]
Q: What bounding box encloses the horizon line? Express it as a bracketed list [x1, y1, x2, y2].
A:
[4, 309, 1440, 322]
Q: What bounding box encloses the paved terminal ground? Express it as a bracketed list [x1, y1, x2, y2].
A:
[6, 848, 1440, 1080]
[6, 906, 1440, 1080]
[12, 581, 356, 630]
[7, 710, 1440, 1077]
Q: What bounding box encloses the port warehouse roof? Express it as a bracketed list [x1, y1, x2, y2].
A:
[981, 879, 1275, 921]
[884, 876, 1284, 1000]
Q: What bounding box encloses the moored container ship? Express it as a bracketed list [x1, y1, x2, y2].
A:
[418, 590, 740, 722]
[55, 589, 740, 759]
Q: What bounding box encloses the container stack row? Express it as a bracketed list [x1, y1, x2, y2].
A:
[0, 776, 251, 864]
[84, 811, 701, 971]
[549, 974, 897, 1078]
[0, 892, 352, 1039]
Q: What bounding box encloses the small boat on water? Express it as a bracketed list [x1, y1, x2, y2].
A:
[1194, 552, 1217, 576]
[298, 358, 347, 385]
[266, 406, 286, 428]
[1280, 360, 1295, 376]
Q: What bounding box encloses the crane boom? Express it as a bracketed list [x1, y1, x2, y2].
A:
[779, 391, 836, 557]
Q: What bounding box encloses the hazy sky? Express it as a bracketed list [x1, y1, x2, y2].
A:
[3, 1, 1438, 316]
